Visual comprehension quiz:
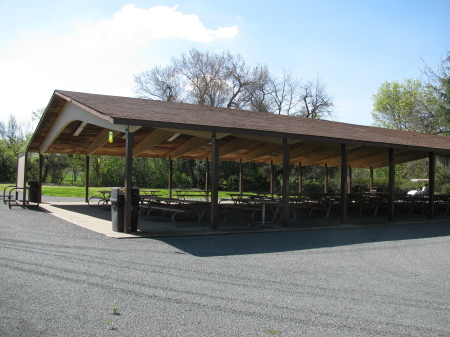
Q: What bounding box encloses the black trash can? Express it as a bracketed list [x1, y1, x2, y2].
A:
[110, 188, 124, 232]
[27, 181, 39, 203]
[131, 187, 140, 232]
[111, 187, 140, 232]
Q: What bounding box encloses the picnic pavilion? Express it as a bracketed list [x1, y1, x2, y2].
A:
[26, 90, 450, 232]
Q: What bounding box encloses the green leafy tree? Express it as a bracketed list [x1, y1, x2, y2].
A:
[371, 53, 450, 194]
[372, 79, 444, 134]
[423, 52, 450, 134]
[0, 115, 29, 182]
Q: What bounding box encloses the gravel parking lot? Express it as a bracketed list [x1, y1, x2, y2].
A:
[1, 202, 449, 336]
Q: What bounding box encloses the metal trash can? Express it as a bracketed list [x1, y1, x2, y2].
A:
[131, 187, 140, 232]
[110, 188, 124, 232]
[111, 187, 140, 232]
[27, 181, 39, 202]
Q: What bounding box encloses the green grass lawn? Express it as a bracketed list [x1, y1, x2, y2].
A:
[1, 183, 233, 199]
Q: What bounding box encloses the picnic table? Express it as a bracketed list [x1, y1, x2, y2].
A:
[139, 196, 213, 226]
[221, 195, 281, 226]
[174, 190, 210, 201]
[88, 190, 112, 209]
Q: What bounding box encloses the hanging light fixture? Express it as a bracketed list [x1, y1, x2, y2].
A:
[108, 131, 114, 143]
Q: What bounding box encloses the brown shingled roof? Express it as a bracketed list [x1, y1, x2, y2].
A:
[27, 90, 450, 169]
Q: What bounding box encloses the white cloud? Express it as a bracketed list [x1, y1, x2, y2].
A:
[0, 4, 239, 123]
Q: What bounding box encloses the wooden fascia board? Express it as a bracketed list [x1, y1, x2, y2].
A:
[238, 143, 282, 163]
[133, 129, 174, 157]
[117, 118, 450, 152]
[54, 91, 115, 124]
[237, 134, 301, 145]
[112, 118, 309, 143]
[161, 128, 230, 140]
[165, 137, 211, 159]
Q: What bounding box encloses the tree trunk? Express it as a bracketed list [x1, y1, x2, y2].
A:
[187, 159, 198, 188]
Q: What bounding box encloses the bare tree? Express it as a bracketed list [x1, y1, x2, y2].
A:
[174, 49, 229, 107]
[132, 49, 336, 189]
[269, 70, 301, 116]
[133, 65, 183, 102]
[245, 64, 273, 113]
[222, 52, 252, 109]
[297, 77, 335, 119]
[133, 48, 335, 119]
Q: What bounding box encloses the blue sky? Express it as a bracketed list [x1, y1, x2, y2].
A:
[1, 0, 449, 127]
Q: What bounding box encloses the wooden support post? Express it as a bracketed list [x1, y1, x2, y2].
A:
[205, 157, 209, 191]
[428, 152, 435, 219]
[388, 148, 395, 221]
[298, 163, 303, 193]
[369, 166, 374, 192]
[324, 163, 329, 194]
[168, 156, 173, 198]
[210, 132, 219, 229]
[348, 165, 352, 194]
[39, 153, 43, 203]
[124, 127, 134, 233]
[23, 152, 28, 204]
[282, 138, 290, 227]
[85, 154, 89, 203]
[239, 159, 243, 194]
[340, 144, 348, 224]
[270, 161, 274, 197]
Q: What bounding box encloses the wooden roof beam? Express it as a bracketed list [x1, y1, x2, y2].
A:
[365, 151, 429, 169]
[86, 129, 121, 155]
[166, 136, 211, 159]
[325, 147, 383, 167]
[347, 150, 411, 168]
[298, 148, 342, 166]
[269, 144, 327, 165]
[219, 137, 260, 157]
[133, 129, 174, 157]
[238, 143, 282, 163]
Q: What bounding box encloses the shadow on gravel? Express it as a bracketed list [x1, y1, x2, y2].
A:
[156, 222, 450, 257]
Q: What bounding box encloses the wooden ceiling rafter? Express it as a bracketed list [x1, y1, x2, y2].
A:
[295, 147, 343, 166]
[324, 147, 384, 167]
[219, 137, 260, 157]
[132, 129, 175, 157]
[346, 150, 410, 168]
[269, 143, 327, 165]
[165, 136, 212, 159]
[86, 129, 121, 156]
[364, 151, 430, 169]
[237, 143, 283, 163]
